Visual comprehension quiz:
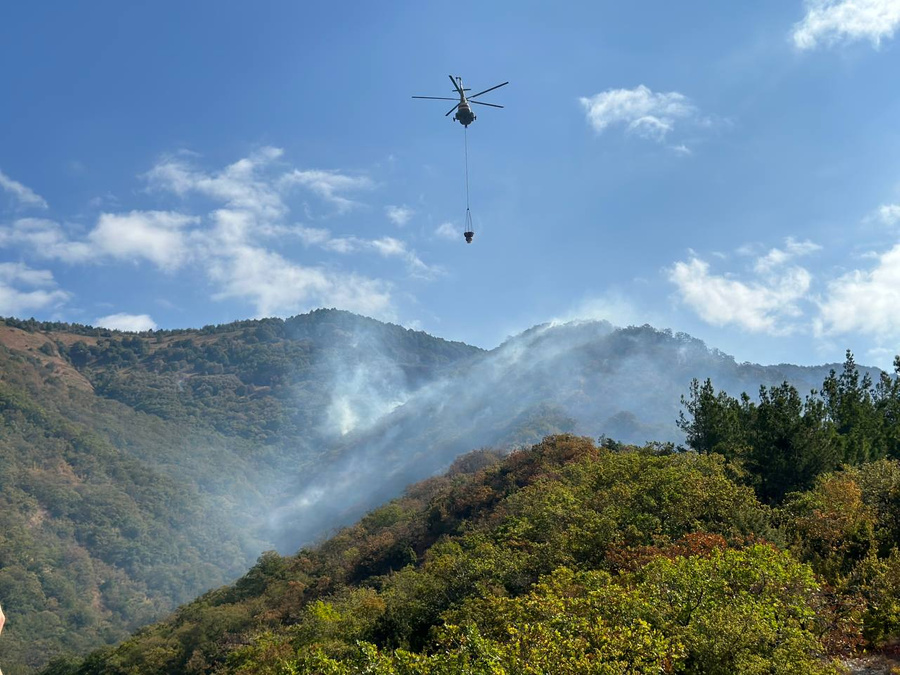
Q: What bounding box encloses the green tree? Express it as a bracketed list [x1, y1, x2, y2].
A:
[746, 383, 840, 503]
[678, 378, 746, 459]
[821, 351, 881, 464]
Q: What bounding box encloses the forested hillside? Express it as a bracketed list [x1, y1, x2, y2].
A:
[0, 341, 261, 672]
[37, 353, 900, 674]
[267, 320, 879, 550]
[0, 310, 479, 674]
[2, 309, 897, 673]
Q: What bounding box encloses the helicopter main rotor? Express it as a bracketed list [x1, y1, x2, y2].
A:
[412, 75, 508, 126]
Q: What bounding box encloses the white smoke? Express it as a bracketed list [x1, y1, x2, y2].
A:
[269, 318, 872, 553]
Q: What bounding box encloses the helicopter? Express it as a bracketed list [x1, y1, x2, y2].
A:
[412, 75, 508, 127]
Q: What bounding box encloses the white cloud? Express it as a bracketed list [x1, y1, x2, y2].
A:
[816, 242, 900, 339]
[0, 218, 93, 262]
[434, 222, 459, 240]
[370, 236, 437, 279]
[0, 170, 48, 210]
[0, 262, 56, 288]
[296, 225, 332, 246]
[370, 237, 407, 257]
[793, 0, 900, 49]
[89, 211, 199, 270]
[207, 244, 393, 319]
[3, 150, 421, 320]
[0, 262, 69, 315]
[146, 147, 287, 219]
[323, 237, 359, 254]
[754, 237, 822, 274]
[199, 207, 397, 317]
[668, 241, 816, 334]
[95, 313, 158, 332]
[579, 85, 697, 141]
[292, 223, 438, 278]
[877, 203, 900, 226]
[385, 204, 414, 226]
[280, 169, 373, 212]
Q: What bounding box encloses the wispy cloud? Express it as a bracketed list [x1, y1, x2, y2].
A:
[95, 312, 158, 332]
[0, 212, 199, 270]
[296, 225, 440, 279]
[876, 203, 900, 226]
[793, 0, 900, 50]
[0, 218, 93, 262]
[0, 170, 48, 210]
[1, 149, 435, 320]
[280, 169, 373, 213]
[385, 204, 414, 226]
[434, 222, 459, 241]
[146, 146, 287, 219]
[753, 237, 822, 274]
[668, 238, 819, 335]
[579, 85, 699, 142]
[0, 262, 69, 315]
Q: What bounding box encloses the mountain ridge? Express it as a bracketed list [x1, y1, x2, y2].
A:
[0, 308, 889, 673]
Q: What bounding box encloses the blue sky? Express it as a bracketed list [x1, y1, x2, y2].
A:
[2, 1, 900, 367]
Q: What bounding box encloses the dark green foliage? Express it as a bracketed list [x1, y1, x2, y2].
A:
[679, 351, 900, 502]
[745, 383, 840, 502]
[56, 346, 900, 674]
[4, 311, 900, 672]
[54, 436, 793, 674]
[0, 373, 255, 673]
[0, 309, 482, 674]
[678, 378, 746, 458]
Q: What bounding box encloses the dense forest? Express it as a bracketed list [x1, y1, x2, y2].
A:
[0, 340, 260, 671]
[0, 310, 479, 673]
[3, 311, 478, 444]
[3, 309, 900, 673]
[38, 353, 900, 674]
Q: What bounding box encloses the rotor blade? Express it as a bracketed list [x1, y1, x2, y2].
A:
[470, 101, 503, 109]
[412, 96, 459, 101]
[469, 81, 509, 99]
[445, 103, 460, 116]
[449, 75, 462, 94]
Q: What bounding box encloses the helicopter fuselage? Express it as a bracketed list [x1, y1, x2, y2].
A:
[455, 100, 476, 127]
[412, 75, 506, 128]
[453, 77, 476, 127]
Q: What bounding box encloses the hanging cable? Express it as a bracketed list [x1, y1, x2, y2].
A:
[463, 126, 474, 243]
[464, 126, 470, 211]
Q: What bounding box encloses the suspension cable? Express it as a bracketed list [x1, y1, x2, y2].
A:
[464, 126, 470, 211]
